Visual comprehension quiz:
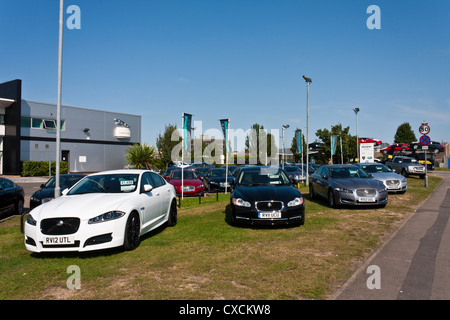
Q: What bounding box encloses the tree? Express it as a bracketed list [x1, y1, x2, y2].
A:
[394, 122, 416, 144]
[315, 124, 357, 164]
[156, 124, 179, 169]
[125, 143, 159, 169]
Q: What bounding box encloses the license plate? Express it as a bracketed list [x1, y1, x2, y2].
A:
[44, 236, 75, 245]
[359, 197, 376, 202]
[387, 185, 399, 189]
[258, 212, 282, 219]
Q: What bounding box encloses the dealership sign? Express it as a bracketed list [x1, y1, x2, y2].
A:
[360, 143, 374, 163]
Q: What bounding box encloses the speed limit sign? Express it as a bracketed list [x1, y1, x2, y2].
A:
[419, 124, 430, 135]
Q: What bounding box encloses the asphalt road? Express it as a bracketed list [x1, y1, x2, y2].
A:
[333, 171, 450, 300]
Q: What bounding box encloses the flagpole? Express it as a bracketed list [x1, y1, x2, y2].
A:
[181, 113, 184, 200]
[55, 0, 64, 198]
[225, 119, 229, 194]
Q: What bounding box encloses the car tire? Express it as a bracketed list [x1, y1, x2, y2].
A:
[15, 198, 24, 215]
[167, 200, 177, 227]
[123, 211, 141, 251]
[401, 169, 408, 178]
[328, 189, 337, 208]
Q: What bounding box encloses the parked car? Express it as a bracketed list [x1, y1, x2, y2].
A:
[192, 167, 210, 180]
[30, 174, 86, 210]
[354, 163, 407, 194]
[283, 165, 306, 184]
[0, 178, 25, 216]
[24, 169, 177, 253]
[220, 164, 238, 176]
[163, 166, 179, 180]
[414, 153, 434, 170]
[309, 164, 388, 208]
[167, 169, 205, 197]
[229, 166, 305, 226]
[385, 156, 426, 178]
[381, 143, 411, 154]
[410, 141, 444, 154]
[359, 137, 382, 145]
[203, 168, 234, 192]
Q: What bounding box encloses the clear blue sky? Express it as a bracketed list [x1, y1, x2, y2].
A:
[1, 0, 449, 149]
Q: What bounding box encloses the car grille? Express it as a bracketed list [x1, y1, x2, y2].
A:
[356, 189, 376, 197]
[41, 218, 80, 235]
[256, 201, 283, 212]
[386, 180, 399, 186]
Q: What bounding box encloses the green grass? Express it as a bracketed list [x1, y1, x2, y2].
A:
[0, 175, 442, 300]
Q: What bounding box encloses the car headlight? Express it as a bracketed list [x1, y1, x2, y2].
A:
[334, 187, 353, 194]
[287, 197, 304, 207]
[197, 184, 204, 189]
[88, 211, 125, 224]
[232, 198, 251, 207]
[26, 215, 37, 226]
[378, 186, 387, 192]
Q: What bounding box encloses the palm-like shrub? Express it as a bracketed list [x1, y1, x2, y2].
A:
[125, 143, 158, 169]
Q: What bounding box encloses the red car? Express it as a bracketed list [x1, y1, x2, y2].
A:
[167, 169, 205, 197]
[359, 137, 382, 145]
[381, 143, 411, 154]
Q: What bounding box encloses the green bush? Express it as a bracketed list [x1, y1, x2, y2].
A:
[21, 161, 68, 177]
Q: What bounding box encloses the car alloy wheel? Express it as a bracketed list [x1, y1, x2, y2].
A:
[167, 200, 177, 227]
[124, 212, 140, 251]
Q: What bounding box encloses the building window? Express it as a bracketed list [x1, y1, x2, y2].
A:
[21, 116, 65, 131]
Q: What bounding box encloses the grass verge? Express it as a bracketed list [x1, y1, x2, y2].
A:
[0, 176, 442, 300]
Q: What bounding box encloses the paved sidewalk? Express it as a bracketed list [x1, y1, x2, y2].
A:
[333, 172, 450, 299]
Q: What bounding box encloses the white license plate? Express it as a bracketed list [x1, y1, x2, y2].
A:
[387, 185, 399, 189]
[258, 212, 282, 219]
[44, 236, 75, 245]
[359, 197, 376, 202]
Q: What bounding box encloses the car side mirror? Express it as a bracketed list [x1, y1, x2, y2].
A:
[143, 184, 153, 193]
[40, 184, 46, 189]
[61, 188, 69, 195]
[322, 175, 328, 180]
[368, 173, 373, 178]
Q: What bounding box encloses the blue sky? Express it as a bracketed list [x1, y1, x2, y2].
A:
[1, 0, 449, 149]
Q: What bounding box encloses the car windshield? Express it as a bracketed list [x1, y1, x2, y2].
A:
[68, 174, 139, 195]
[171, 171, 197, 180]
[237, 168, 290, 186]
[209, 169, 233, 177]
[44, 175, 84, 189]
[360, 164, 391, 173]
[402, 158, 418, 164]
[329, 167, 369, 179]
[284, 166, 300, 172]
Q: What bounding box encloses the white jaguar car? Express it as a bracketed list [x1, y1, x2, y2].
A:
[25, 170, 177, 253]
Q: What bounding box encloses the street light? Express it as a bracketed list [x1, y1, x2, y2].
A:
[302, 75, 311, 185]
[282, 124, 290, 169]
[353, 107, 360, 163]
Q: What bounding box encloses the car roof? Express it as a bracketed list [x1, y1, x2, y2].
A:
[88, 169, 151, 176]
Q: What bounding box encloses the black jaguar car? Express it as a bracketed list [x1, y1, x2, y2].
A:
[29, 174, 86, 210]
[229, 166, 305, 226]
[203, 168, 234, 192]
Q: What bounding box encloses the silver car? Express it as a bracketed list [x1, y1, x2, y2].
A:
[309, 164, 388, 208]
[355, 163, 407, 194]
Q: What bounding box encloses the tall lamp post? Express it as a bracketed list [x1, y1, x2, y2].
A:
[353, 107, 360, 163]
[55, 0, 64, 198]
[302, 75, 312, 185]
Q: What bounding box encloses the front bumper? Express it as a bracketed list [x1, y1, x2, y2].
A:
[24, 215, 128, 253]
[232, 203, 305, 226]
[334, 189, 388, 206]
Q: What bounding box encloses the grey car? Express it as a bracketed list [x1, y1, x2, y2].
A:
[309, 164, 388, 208]
[355, 163, 407, 194]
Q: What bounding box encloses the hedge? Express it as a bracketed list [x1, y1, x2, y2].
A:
[21, 161, 69, 177]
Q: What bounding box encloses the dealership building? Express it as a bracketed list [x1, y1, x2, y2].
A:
[0, 79, 141, 175]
